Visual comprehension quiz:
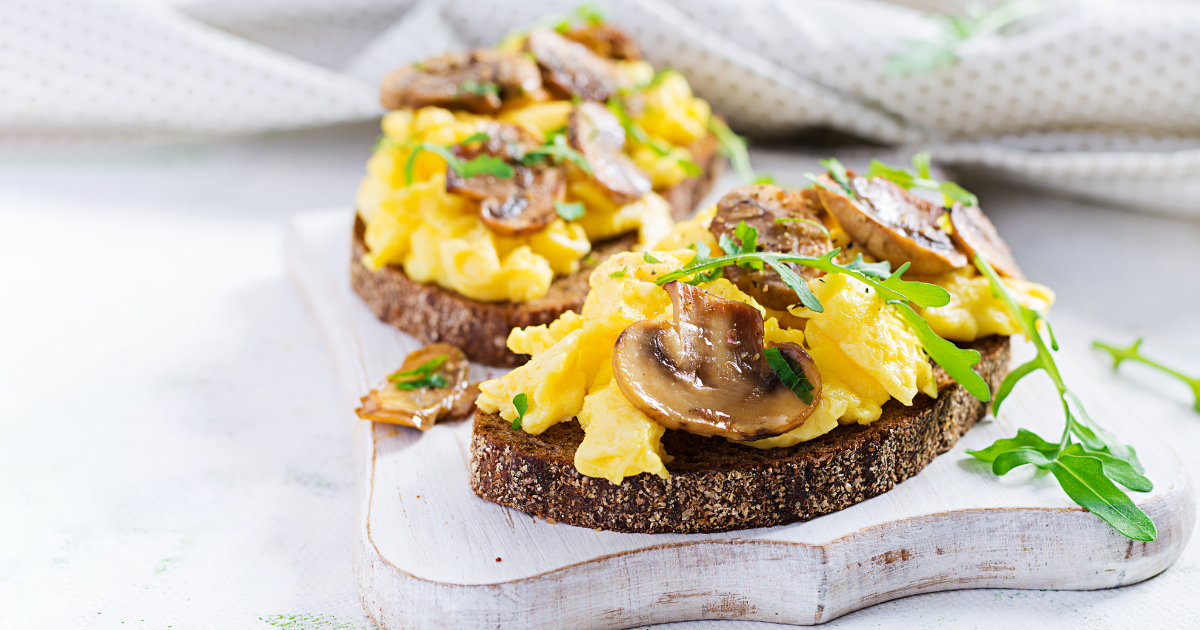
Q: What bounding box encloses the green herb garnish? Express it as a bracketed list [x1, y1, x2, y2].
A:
[457, 80, 500, 97]
[389, 355, 450, 391]
[609, 265, 628, 278]
[866, 152, 979, 207]
[887, 0, 1044, 76]
[404, 134, 515, 185]
[555, 200, 586, 221]
[522, 133, 592, 175]
[706, 115, 773, 185]
[1093, 338, 1200, 414]
[717, 220, 763, 270]
[643, 252, 662, 264]
[606, 98, 702, 176]
[511, 393, 529, 430]
[819, 158, 854, 196]
[682, 242, 723, 286]
[764, 346, 815, 404]
[774, 217, 831, 238]
[967, 254, 1156, 541]
[887, 300, 990, 401]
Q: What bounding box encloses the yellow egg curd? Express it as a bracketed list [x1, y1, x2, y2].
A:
[355, 61, 714, 303]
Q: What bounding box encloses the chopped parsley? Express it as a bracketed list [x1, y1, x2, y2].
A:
[389, 355, 449, 390]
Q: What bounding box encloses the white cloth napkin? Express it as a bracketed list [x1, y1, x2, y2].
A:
[4, 0, 1198, 216]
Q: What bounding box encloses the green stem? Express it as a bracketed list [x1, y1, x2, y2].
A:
[1094, 339, 1200, 413]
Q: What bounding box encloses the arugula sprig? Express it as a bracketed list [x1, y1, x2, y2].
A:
[607, 99, 702, 177]
[866, 152, 979, 207]
[510, 393, 529, 430]
[555, 200, 586, 221]
[764, 347, 815, 404]
[1093, 338, 1200, 414]
[389, 355, 449, 390]
[887, 0, 1044, 76]
[404, 132, 514, 185]
[706, 115, 774, 185]
[967, 254, 1156, 541]
[522, 132, 592, 175]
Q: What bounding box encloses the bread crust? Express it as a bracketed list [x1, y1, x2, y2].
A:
[350, 134, 723, 367]
[469, 335, 1010, 533]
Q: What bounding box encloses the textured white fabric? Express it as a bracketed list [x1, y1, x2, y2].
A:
[2, 0, 1198, 215]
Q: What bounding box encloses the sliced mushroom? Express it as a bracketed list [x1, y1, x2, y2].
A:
[380, 49, 543, 114]
[816, 174, 967, 275]
[709, 185, 835, 310]
[949, 202, 1025, 279]
[444, 123, 541, 202]
[476, 165, 565, 237]
[524, 29, 624, 102]
[567, 102, 652, 204]
[563, 23, 642, 60]
[612, 282, 822, 441]
[356, 343, 473, 431]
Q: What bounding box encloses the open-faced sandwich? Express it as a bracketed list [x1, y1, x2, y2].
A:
[352, 7, 725, 367]
[466, 157, 1055, 533]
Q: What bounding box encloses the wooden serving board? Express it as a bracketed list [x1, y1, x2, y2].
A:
[285, 209, 1194, 629]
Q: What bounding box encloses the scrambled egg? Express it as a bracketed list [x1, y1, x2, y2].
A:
[355, 62, 713, 304]
[915, 268, 1056, 341]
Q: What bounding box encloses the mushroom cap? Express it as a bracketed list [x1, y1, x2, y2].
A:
[567, 102, 652, 204]
[525, 29, 623, 102]
[949, 202, 1025, 279]
[356, 343, 472, 430]
[380, 49, 543, 113]
[817, 175, 967, 275]
[475, 165, 565, 237]
[612, 282, 822, 441]
[710, 185, 835, 310]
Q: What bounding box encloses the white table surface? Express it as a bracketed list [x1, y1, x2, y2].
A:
[2, 123, 1198, 629]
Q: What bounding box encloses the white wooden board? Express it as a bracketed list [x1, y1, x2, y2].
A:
[285, 208, 1194, 629]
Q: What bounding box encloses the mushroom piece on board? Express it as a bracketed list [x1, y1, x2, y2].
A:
[567, 102, 652, 204]
[709, 185, 835, 310]
[612, 282, 822, 441]
[817, 175, 967, 275]
[380, 49, 544, 114]
[356, 343, 474, 430]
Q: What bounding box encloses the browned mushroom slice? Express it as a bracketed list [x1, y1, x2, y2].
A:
[380, 49, 543, 114]
[709, 185, 835, 310]
[612, 282, 822, 441]
[478, 165, 565, 237]
[949, 203, 1025, 279]
[444, 123, 541, 202]
[815, 175, 967, 275]
[563, 23, 642, 60]
[524, 29, 623, 102]
[567, 102, 651, 204]
[356, 343, 473, 430]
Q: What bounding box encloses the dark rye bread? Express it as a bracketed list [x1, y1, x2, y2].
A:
[350, 135, 724, 367]
[469, 335, 1009, 534]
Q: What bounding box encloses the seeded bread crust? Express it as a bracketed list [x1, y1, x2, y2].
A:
[350, 135, 723, 367]
[469, 335, 1009, 533]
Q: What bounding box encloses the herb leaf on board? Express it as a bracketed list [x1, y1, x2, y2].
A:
[1093, 338, 1200, 414]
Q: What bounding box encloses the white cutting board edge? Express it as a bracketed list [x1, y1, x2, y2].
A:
[284, 208, 1194, 629]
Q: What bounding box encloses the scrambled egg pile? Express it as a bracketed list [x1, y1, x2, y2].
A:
[477, 214, 1055, 483]
[355, 62, 713, 303]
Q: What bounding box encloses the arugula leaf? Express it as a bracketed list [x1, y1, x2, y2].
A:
[888, 300, 991, 401]
[457, 80, 499, 97]
[389, 355, 450, 390]
[707, 115, 773, 185]
[774, 217, 831, 238]
[609, 265, 628, 278]
[764, 347, 815, 404]
[404, 137, 515, 185]
[607, 99, 702, 176]
[523, 134, 592, 175]
[555, 200, 586, 221]
[819, 158, 854, 196]
[841, 254, 891, 280]
[682, 242, 724, 286]
[511, 393, 529, 430]
[887, 0, 1044, 76]
[1094, 338, 1200, 414]
[866, 153, 978, 207]
[643, 252, 662, 264]
[971, 253, 1156, 540]
[1050, 453, 1156, 541]
[718, 220, 763, 271]
[966, 428, 1060, 462]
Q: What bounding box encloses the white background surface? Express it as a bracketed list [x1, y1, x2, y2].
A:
[2, 123, 1199, 629]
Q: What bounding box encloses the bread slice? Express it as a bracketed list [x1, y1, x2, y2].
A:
[469, 335, 1009, 533]
[350, 135, 724, 367]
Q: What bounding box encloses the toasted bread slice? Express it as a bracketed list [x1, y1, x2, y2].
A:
[469, 335, 1009, 533]
[350, 135, 723, 367]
